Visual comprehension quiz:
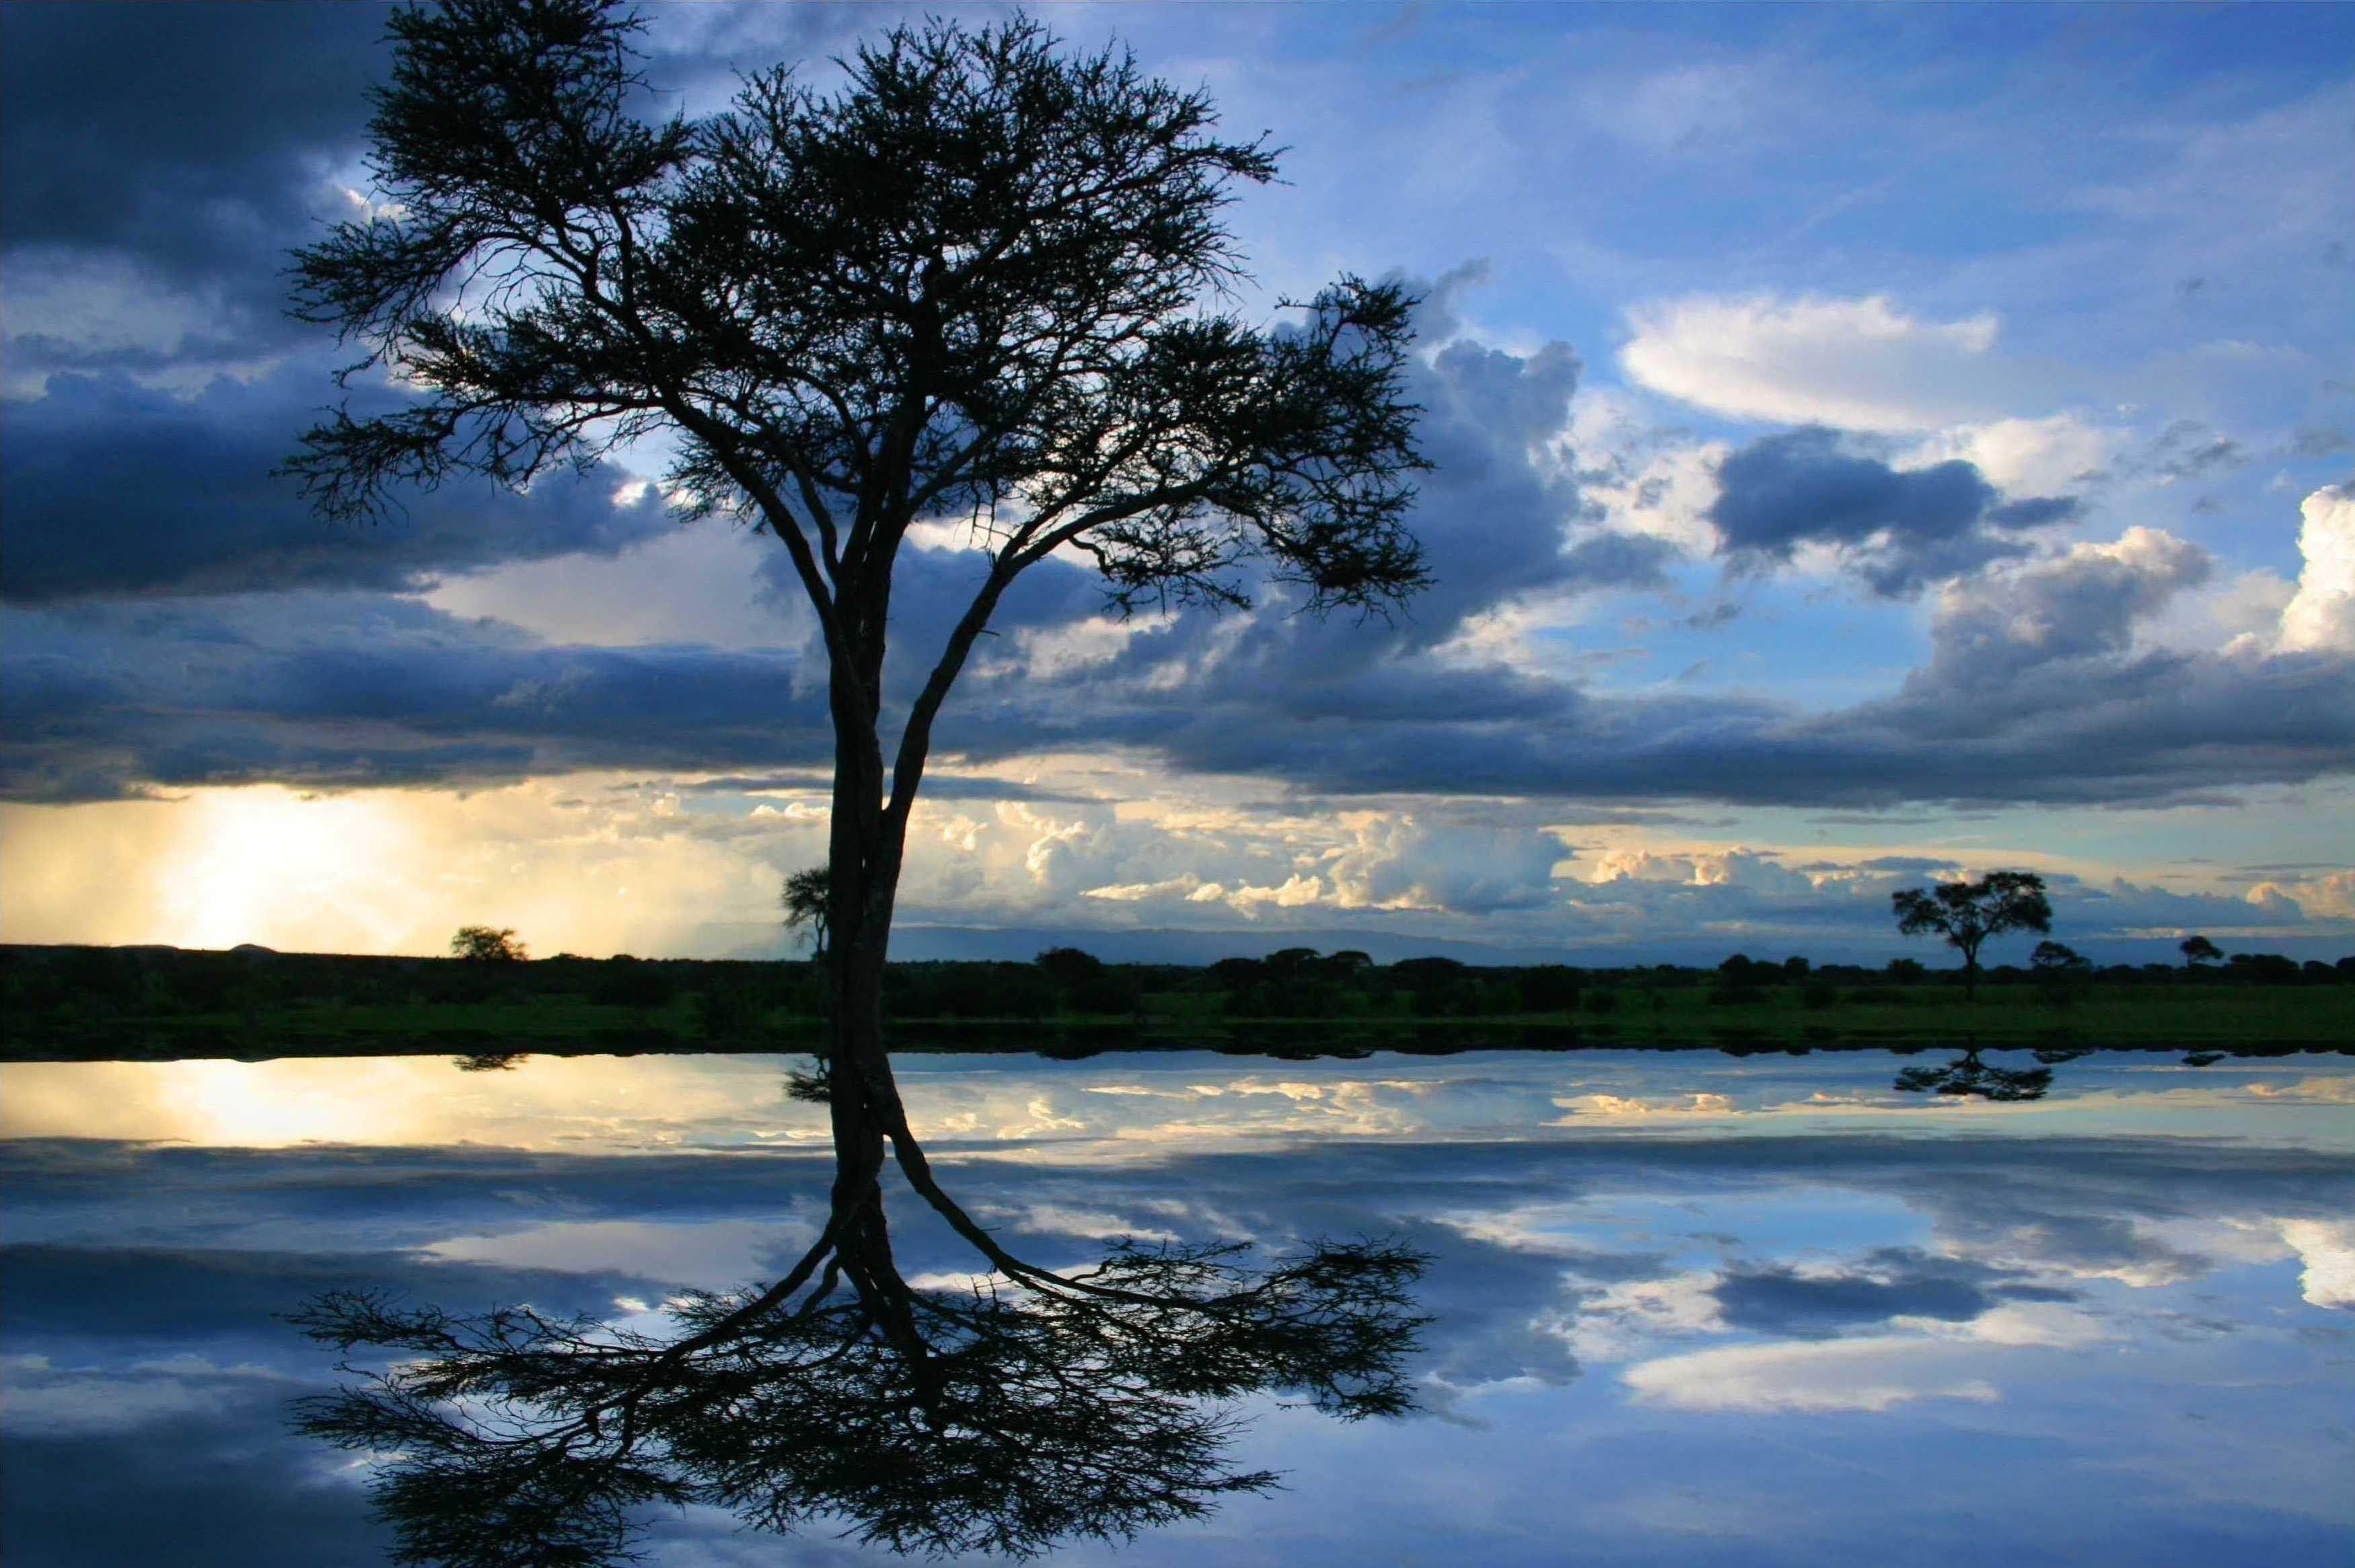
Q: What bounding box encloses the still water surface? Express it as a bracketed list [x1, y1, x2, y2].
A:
[3, 1047, 2350, 1565]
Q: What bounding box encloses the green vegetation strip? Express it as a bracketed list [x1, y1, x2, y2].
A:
[5, 944, 2348, 1063]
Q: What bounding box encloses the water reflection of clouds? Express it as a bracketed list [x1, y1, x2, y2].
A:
[9, 1051, 2353, 1161]
[3, 1051, 2350, 1565]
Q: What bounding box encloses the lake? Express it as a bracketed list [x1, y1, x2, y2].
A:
[3, 1046, 2350, 1566]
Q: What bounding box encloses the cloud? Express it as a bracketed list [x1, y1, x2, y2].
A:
[1620, 294, 2012, 433]
[0, 5, 386, 389]
[1, 367, 680, 601]
[2277, 1218, 2355, 1310]
[1916, 527, 2213, 686]
[1622, 1335, 2000, 1413]
[2132, 420, 2250, 486]
[2278, 484, 2355, 654]
[0, 593, 828, 802]
[1710, 1248, 2073, 1339]
[1908, 415, 2121, 497]
[1707, 426, 2077, 597]
[1621, 1295, 2106, 1415]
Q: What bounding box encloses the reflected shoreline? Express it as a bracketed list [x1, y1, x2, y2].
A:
[9, 1029, 2352, 1066]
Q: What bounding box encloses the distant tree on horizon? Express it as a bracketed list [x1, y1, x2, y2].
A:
[1890, 872, 2052, 998]
[449, 925, 526, 962]
[781, 866, 830, 957]
[2180, 934, 2222, 968]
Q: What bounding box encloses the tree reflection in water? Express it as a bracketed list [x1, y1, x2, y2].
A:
[292, 1060, 1427, 1565]
[1893, 1046, 2057, 1102]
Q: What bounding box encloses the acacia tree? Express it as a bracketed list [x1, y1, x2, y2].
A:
[289, 2, 1426, 1186]
[779, 864, 830, 957]
[449, 924, 526, 962]
[1889, 871, 2052, 998]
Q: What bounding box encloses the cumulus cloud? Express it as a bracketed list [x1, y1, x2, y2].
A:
[2277, 1218, 2355, 1309]
[1918, 527, 2213, 686]
[1620, 293, 2013, 433]
[1905, 414, 2120, 498]
[1707, 426, 2078, 597]
[2278, 484, 2355, 653]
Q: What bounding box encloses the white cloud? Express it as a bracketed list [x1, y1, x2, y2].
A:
[1003, 612, 1175, 681]
[2277, 1218, 2355, 1309]
[1907, 414, 2121, 496]
[1549, 1270, 1729, 1362]
[1620, 294, 2009, 434]
[1623, 1335, 2000, 1413]
[1081, 873, 1204, 903]
[2278, 484, 2355, 654]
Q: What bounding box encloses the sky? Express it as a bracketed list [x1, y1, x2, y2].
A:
[3, 1, 2352, 965]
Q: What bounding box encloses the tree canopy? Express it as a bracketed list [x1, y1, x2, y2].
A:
[288, 0, 1430, 1117]
[449, 925, 526, 962]
[780, 865, 830, 956]
[1889, 871, 2052, 996]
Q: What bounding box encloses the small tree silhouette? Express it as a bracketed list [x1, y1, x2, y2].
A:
[780, 866, 830, 957]
[2180, 934, 2222, 969]
[1889, 872, 2051, 999]
[450, 926, 526, 962]
[1894, 1047, 2054, 1102]
[2029, 939, 2092, 1011]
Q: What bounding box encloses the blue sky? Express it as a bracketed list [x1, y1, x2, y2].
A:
[2, 1, 2351, 963]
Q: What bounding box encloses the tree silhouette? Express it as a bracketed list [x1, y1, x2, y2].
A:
[1893, 1047, 2054, 1102]
[1889, 872, 2051, 998]
[286, 1, 1430, 1153]
[780, 865, 830, 957]
[449, 926, 526, 963]
[2180, 934, 2222, 969]
[2029, 939, 2092, 1010]
[452, 1051, 530, 1072]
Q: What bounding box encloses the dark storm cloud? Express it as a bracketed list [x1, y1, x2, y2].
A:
[1, 366, 680, 600]
[1708, 426, 2079, 597]
[1, 1376, 386, 1568]
[0, 2, 389, 380]
[0, 1243, 662, 1344]
[1558, 529, 1681, 591]
[0, 593, 829, 801]
[1710, 1246, 2075, 1339]
[922, 500, 2354, 807]
[9, 533, 2353, 808]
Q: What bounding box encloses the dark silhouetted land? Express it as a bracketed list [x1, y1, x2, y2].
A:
[4, 943, 2348, 1062]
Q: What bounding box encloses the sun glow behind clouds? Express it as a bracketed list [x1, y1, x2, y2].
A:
[0, 779, 809, 957]
[157, 788, 424, 951]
